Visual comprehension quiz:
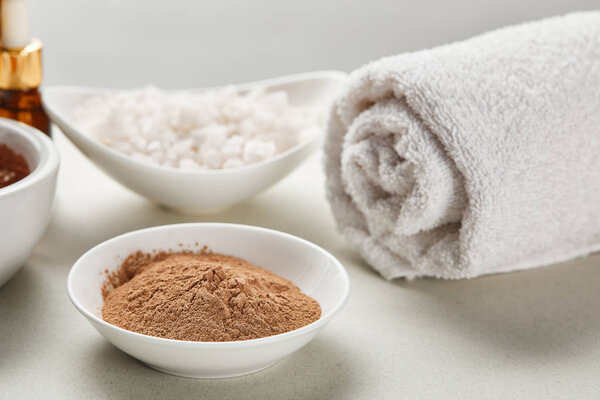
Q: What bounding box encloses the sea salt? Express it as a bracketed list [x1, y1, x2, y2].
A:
[72, 86, 323, 170]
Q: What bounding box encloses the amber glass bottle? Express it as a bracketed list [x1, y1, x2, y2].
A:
[0, 39, 51, 136]
[0, 88, 50, 135]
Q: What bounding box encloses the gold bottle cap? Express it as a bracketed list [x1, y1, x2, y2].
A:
[0, 38, 42, 90]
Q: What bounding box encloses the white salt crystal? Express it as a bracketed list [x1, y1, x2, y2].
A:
[179, 158, 201, 170]
[223, 158, 243, 169]
[72, 86, 323, 170]
[243, 139, 277, 164]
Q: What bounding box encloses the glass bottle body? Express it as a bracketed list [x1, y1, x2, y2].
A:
[0, 88, 51, 136]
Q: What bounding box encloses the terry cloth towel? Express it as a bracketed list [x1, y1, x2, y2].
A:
[324, 12, 600, 280]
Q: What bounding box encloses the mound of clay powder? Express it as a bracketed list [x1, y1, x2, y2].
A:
[102, 251, 321, 342]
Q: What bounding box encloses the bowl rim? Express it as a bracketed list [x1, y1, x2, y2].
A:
[43, 70, 348, 177]
[67, 222, 351, 348]
[0, 118, 60, 198]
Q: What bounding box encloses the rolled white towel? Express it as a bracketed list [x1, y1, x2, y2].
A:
[325, 12, 600, 279]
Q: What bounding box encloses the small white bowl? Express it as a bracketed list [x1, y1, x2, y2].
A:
[43, 71, 348, 214]
[67, 223, 350, 378]
[0, 119, 59, 287]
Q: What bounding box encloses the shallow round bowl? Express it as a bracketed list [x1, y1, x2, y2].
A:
[67, 223, 350, 378]
[44, 71, 348, 214]
[0, 119, 59, 287]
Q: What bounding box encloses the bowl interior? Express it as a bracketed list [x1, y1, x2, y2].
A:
[68, 224, 349, 327]
[0, 120, 41, 171]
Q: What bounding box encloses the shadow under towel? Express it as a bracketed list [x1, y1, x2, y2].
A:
[324, 12, 600, 279]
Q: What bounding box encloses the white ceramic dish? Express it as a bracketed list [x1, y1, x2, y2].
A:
[0, 119, 59, 287]
[43, 71, 348, 214]
[67, 223, 350, 378]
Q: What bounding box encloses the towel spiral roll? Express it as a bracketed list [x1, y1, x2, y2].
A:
[325, 12, 600, 279]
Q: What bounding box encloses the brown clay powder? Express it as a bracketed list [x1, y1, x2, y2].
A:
[101, 250, 321, 341]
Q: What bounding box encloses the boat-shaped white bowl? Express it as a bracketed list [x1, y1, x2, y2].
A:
[44, 71, 348, 213]
[67, 223, 350, 378]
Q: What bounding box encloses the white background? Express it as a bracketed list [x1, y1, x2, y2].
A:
[32, 0, 598, 88]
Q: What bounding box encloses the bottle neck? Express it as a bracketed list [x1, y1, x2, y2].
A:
[0, 87, 43, 110]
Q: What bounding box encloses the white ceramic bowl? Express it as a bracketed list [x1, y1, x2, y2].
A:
[0, 119, 59, 287]
[67, 223, 350, 378]
[43, 71, 348, 213]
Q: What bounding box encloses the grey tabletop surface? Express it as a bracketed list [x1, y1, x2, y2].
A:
[2, 1, 599, 398]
